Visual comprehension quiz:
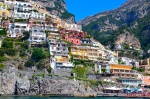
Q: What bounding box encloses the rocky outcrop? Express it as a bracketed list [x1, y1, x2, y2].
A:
[0, 72, 17, 95]
[0, 72, 96, 95]
[115, 31, 141, 50]
[16, 76, 30, 95]
[35, 0, 75, 23]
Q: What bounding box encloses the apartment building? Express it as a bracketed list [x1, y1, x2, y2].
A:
[45, 22, 58, 32]
[13, 1, 32, 19]
[0, 2, 9, 19]
[48, 40, 73, 69]
[30, 10, 45, 20]
[29, 25, 46, 44]
[110, 64, 138, 78]
[29, 19, 45, 28]
[7, 22, 29, 38]
[70, 45, 99, 61]
[110, 64, 142, 86]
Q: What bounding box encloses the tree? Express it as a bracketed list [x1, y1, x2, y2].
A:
[24, 59, 34, 67]
[21, 40, 29, 49]
[36, 60, 45, 70]
[32, 48, 46, 61]
[2, 40, 13, 48]
[22, 31, 30, 41]
[72, 66, 87, 78]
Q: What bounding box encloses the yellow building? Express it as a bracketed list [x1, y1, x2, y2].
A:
[0, 3, 9, 18]
[70, 45, 99, 61]
[110, 64, 138, 78]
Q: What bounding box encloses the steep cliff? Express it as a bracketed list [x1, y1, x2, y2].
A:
[35, 0, 75, 23]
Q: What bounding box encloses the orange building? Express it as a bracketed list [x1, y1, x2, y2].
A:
[110, 64, 138, 78]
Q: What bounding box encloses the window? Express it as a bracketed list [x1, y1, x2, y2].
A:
[2, 12, 6, 17]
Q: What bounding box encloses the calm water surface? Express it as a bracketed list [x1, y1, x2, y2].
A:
[0, 96, 145, 99]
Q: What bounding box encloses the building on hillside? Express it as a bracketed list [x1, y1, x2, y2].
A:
[13, 1, 32, 19]
[47, 32, 60, 41]
[45, 22, 58, 32]
[70, 45, 99, 61]
[110, 64, 138, 78]
[141, 76, 150, 86]
[80, 38, 92, 45]
[110, 64, 142, 86]
[29, 25, 46, 45]
[0, 19, 10, 28]
[47, 40, 73, 70]
[30, 10, 45, 20]
[7, 22, 29, 38]
[65, 24, 82, 32]
[0, 2, 9, 19]
[141, 65, 150, 74]
[29, 19, 45, 28]
[61, 30, 87, 45]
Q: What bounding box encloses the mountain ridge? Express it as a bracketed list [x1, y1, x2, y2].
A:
[77, 0, 150, 55]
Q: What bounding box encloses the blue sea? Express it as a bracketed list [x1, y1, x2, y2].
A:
[0, 96, 146, 99]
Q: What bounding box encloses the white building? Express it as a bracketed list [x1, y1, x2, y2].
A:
[7, 22, 29, 38]
[65, 24, 82, 32]
[29, 25, 46, 44]
[13, 1, 32, 19]
[30, 10, 45, 20]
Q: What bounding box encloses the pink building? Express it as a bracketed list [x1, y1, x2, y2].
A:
[68, 37, 81, 45]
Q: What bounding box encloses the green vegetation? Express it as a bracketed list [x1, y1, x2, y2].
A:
[19, 50, 27, 57]
[22, 31, 30, 41]
[0, 29, 6, 36]
[21, 40, 29, 49]
[72, 66, 87, 78]
[132, 67, 145, 72]
[32, 48, 46, 61]
[61, 10, 74, 19]
[101, 69, 106, 73]
[36, 60, 45, 70]
[18, 64, 24, 70]
[2, 39, 14, 48]
[24, 59, 34, 67]
[33, 9, 38, 12]
[47, 67, 52, 73]
[15, 19, 27, 22]
[0, 64, 5, 69]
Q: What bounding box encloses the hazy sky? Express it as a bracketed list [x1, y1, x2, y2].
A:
[65, 0, 127, 22]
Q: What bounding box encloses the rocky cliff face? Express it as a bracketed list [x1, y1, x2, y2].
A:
[35, 0, 75, 23]
[0, 71, 97, 95]
[78, 0, 150, 51]
[115, 31, 141, 50]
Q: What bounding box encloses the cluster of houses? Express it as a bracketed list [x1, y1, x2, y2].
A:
[0, 0, 150, 87]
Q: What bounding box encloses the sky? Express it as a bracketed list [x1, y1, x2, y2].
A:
[64, 0, 127, 22]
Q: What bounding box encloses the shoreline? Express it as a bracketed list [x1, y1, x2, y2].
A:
[1, 93, 150, 98]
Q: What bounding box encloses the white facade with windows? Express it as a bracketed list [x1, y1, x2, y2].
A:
[7, 22, 29, 38]
[29, 26, 46, 44]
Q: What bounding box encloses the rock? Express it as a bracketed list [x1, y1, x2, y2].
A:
[0, 72, 17, 95]
[16, 76, 30, 95]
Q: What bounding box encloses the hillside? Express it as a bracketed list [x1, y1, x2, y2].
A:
[78, 0, 150, 52]
[34, 0, 75, 23]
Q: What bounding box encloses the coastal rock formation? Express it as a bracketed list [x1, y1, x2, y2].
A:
[0, 72, 96, 95]
[16, 76, 30, 95]
[0, 72, 17, 95]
